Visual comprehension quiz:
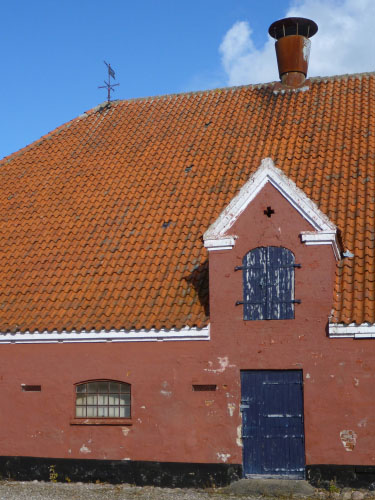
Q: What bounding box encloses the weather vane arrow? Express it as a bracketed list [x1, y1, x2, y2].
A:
[98, 61, 119, 102]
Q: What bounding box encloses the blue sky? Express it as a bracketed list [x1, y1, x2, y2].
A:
[1, 0, 374, 160]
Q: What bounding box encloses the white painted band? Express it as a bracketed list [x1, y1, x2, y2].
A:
[0, 325, 210, 344]
[329, 323, 375, 339]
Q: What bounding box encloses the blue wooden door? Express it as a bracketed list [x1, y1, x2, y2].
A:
[240, 370, 305, 478]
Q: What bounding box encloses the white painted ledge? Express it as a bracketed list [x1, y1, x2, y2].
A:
[300, 231, 341, 260]
[204, 237, 236, 251]
[0, 326, 210, 344]
[329, 323, 375, 339]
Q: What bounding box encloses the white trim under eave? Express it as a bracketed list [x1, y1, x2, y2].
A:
[300, 231, 341, 261]
[0, 325, 210, 344]
[203, 158, 341, 260]
[203, 237, 236, 251]
[329, 323, 375, 338]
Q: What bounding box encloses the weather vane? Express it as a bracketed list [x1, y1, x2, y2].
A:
[98, 61, 119, 102]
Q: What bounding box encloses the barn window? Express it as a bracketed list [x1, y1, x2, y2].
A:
[75, 381, 131, 418]
[241, 246, 297, 320]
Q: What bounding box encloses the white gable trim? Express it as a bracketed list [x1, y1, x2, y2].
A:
[0, 325, 210, 344]
[329, 323, 375, 339]
[203, 158, 340, 260]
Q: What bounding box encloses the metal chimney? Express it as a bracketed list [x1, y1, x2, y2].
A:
[269, 17, 318, 88]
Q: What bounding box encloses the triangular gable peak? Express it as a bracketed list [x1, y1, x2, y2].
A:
[203, 157, 341, 260]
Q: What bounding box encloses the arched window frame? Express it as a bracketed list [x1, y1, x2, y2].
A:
[74, 380, 131, 419]
[240, 246, 298, 320]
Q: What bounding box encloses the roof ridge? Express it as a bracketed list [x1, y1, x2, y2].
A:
[2, 69, 375, 167]
[104, 81, 279, 106]
[105, 70, 375, 106]
[309, 70, 375, 82]
[0, 81, 280, 166]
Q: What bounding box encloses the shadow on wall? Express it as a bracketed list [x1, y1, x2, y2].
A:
[185, 261, 210, 318]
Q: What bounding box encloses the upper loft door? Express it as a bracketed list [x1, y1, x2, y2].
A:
[240, 370, 305, 478]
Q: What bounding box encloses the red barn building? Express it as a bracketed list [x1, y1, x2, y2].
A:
[0, 18, 374, 487]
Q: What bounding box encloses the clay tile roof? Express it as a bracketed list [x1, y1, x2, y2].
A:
[1, 72, 375, 333]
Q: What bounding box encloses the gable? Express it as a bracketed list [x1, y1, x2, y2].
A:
[203, 158, 341, 260]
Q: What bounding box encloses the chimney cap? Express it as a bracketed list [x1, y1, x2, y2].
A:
[268, 17, 318, 40]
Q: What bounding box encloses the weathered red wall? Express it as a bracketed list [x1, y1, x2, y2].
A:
[0, 183, 374, 468]
[208, 183, 375, 466]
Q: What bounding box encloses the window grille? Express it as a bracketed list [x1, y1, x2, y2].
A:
[75, 381, 131, 418]
[238, 246, 298, 320]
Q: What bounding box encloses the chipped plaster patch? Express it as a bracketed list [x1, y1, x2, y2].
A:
[80, 444, 91, 454]
[340, 430, 357, 451]
[306, 373, 311, 379]
[121, 427, 131, 437]
[161, 381, 172, 398]
[217, 452, 231, 463]
[358, 418, 367, 428]
[227, 403, 236, 417]
[205, 356, 235, 373]
[236, 425, 243, 447]
[205, 400, 214, 406]
[354, 377, 359, 387]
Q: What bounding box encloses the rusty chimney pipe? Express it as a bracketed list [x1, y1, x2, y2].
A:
[269, 17, 318, 88]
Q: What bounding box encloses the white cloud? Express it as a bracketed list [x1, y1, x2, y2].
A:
[181, 73, 224, 93]
[219, 21, 276, 85]
[220, 0, 375, 86]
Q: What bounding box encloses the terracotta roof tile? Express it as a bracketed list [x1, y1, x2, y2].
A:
[1, 73, 375, 331]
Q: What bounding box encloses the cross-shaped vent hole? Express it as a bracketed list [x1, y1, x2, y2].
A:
[264, 206, 275, 218]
